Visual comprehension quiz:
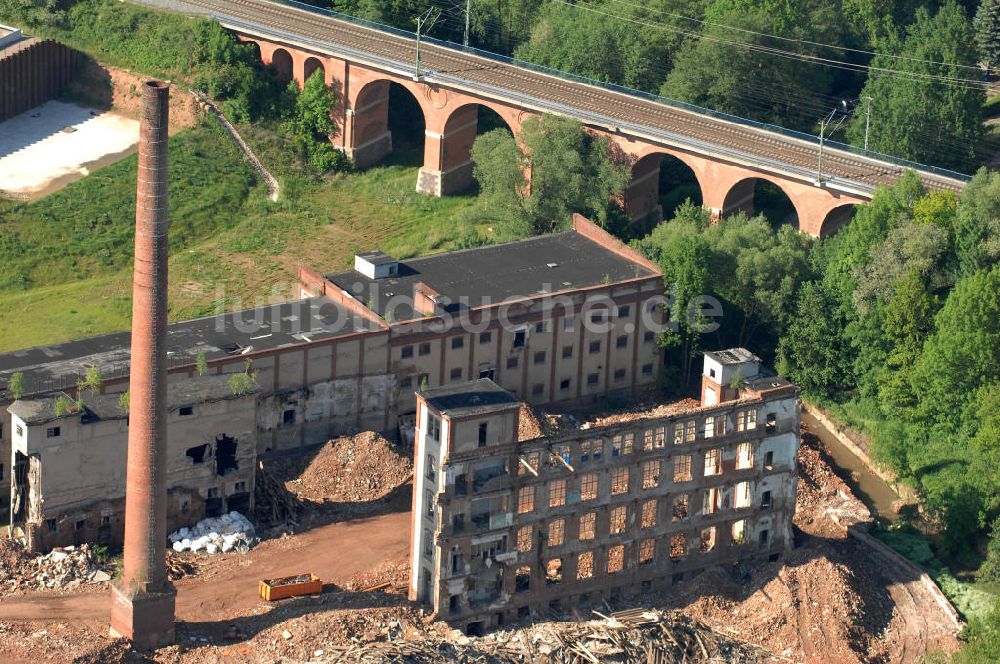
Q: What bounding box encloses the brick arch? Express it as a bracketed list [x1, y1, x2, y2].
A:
[345, 75, 431, 169]
[623, 149, 708, 227]
[270, 48, 293, 82]
[720, 176, 801, 229]
[819, 203, 858, 239]
[303, 56, 324, 84]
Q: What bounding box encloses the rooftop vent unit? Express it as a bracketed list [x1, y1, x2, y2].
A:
[355, 251, 399, 280]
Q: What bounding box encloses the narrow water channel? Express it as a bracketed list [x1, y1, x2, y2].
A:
[801, 411, 901, 523]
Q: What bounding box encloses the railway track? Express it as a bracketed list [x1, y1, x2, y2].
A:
[176, 0, 966, 195]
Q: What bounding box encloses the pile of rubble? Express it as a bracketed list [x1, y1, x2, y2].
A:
[169, 511, 256, 554]
[580, 398, 701, 429]
[0, 540, 111, 592]
[318, 609, 763, 662]
[287, 432, 413, 504]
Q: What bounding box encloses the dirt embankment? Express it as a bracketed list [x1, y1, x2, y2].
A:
[65, 59, 200, 131]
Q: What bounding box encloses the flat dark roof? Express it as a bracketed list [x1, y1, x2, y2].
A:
[422, 379, 520, 418]
[0, 297, 374, 398]
[326, 230, 656, 321]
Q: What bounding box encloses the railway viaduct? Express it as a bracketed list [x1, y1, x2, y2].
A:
[174, 0, 968, 237]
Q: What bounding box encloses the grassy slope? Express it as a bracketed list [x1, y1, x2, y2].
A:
[0, 120, 479, 351]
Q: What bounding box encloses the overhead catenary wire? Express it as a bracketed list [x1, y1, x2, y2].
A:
[553, 0, 990, 91]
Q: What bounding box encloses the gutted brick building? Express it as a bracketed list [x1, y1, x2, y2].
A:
[409, 350, 799, 634]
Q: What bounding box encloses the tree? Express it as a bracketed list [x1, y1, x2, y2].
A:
[285, 70, 350, 173]
[77, 365, 103, 396]
[0, 0, 66, 27]
[118, 390, 130, 415]
[196, 351, 208, 376]
[954, 168, 1000, 278]
[911, 267, 1000, 430]
[976, 0, 1000, 74]
[662, 0, 843, 132]
[845, 2, 984, 172]
[470, 115, 629, 239]
[777, 281, 851, 393]
[7, 371, 24, 400]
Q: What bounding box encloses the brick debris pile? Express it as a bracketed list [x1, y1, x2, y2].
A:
[318, 609, 764, 662]
[0, 539, 111, 593]
[285, 431, 413, 504]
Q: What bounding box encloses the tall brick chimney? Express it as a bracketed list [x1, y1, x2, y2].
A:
[110, 80, 176, 648]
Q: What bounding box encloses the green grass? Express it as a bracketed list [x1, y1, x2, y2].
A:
[0, 121, 483, 352]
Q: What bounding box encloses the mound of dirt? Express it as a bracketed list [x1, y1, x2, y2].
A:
[0, 538, 36, 592]
[291, 432, 413, 504]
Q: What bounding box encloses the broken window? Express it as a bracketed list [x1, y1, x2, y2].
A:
[764, 451, 774, 469]
[673, 423, 684, 445]
[452, 512, 465, 534]
[579, 439, 592, 463]
[577, 551, 593, 579]
[766, 413, 776, 432]
[610, 505, 627, 535]
[215, 435, 238, 476]
[548, 445, 570, 468]
[736, 442, 754, 470]
[517, 485, 535, 514]
[673, 455, 692, 482]
[580, 473, 598, 501]
[731, 519, 747, 545]
[735, 481, 752, 509]
[685, 420, 696, 442]
[703, 487, 720, 515]
[592, 439, 603, 461]
[186, 444, 209, 464]
[548, 518, 565, 547]
[515, 566, 531, 592]
[545, 559, 562, 584]
[642, 460, 660, 489]
[704, 416, 715, 438]
[427, 414, 441, 442]
[747, 409, 757, 430]
[761, 490, 772, 510]
[700, 527, 717, 553]
[670, 534, 686, 559]
[519, 451, 540, 476]
[643, 429, 654, 450]
[642, 499, 657, 528]
[282, 409, 295, 425]
[46, 427, 60, 438]
[579, 512, 596, 540]
[549, 479, 566, 507]
[426, 454, 437, 482]
[704, 449, 721, 476]
[654, 426, 666, 448]
[736, 410, 746, 432]
[611, 435, 623, 456]
[623, 432, 634, 454]
[611, 467, 629, 495]
[607, 545, 624, 574]
[672, 494, 689, 521]
[425, 490, 435, 516]
[716, 415, 727, 436]
[639, 539, 655, 565]
[517, 525, 533, 552]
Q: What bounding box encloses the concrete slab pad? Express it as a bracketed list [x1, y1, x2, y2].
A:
[0, 100, 140, 200]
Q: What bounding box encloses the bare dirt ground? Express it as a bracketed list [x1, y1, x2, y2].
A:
[0, 426, 963, 663]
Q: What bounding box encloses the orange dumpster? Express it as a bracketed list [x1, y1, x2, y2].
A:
[259, 573, 323, 601]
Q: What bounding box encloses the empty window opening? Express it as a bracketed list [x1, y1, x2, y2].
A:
[610, 505, 627, 535]
[735, 481, 752, 509]
[215, 435, 238, 476]
[283, 409, 296, 425]
[179, 406, 194, 417]
[642, 460, 660, 489]
[449, 595, 460, 615]
[513, 330, 526, 348]
[642, 499, 657, 528]
[703, 487, 720, 515]
[559, 378, 571, 390]
[517, 485, 535, 514]
[639, 539, 654, 565]
[545, 558, 563, 584]
[455, 474, 468, 496]
[589, 340, 601, 354]
[700, 527, 717, 553]
[764, 451, 775, 469]
[732, 519, 747, 545]
[419, 342, 431, 356]
[673, 455, 692, 482]
[186, 444, 209, 464]
[548, 518, 565, 547]
[577, 551, 594, 579]
[401, 345, 414, 359]
[611, 467, 629, 495]
[479, 367, 495, 380]
[704, 449, 721, 476]
[761, 490, 773, 510]
[736, 442, 754, 470]
[450, 514, 464, 537]
[517, 525, 533, 552]
[607, 545, 625, 574]
[672, 494, 689, 521]
[426, 454, 437, 482]
[759, 529, 770, 547]
[579, 512, 596, 540]
[747, 409, 757, 430]
[45, 518, 58, 533]
[616, 335, 627, 348]
[478, 422, 488, 447]
[549, 479, 567, 508]
[75, 519, 86, 531]
[515, 566, 531, 592]
[766, 413, 776, 432]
